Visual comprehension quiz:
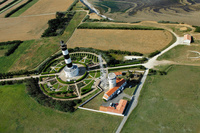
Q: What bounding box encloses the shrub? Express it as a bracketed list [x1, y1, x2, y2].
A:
[148, 50, 161, 58]
[26, 78, 76, 112]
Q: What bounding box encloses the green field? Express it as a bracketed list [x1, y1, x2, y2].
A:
[0, 84, 122, 132]
[10, 0, 39, 17]
[0, 40, 34, 73]
[157, 45, 200, 65]
[122, 65, 200, 133]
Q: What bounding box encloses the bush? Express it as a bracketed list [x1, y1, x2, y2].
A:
[26, 78, 76, 112]
[42, 12, 75, 37]
[158, 20, 179, 24]
[148, 50, 161, 58]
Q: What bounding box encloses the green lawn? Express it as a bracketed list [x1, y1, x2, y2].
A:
[0, 84, 122, 132]
[84, 92, 105, 110]
[10, 0, 39, 17]
[122, 65, 200, 133]
[123, 85, 137, 96]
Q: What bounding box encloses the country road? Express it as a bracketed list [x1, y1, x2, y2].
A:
[115, 29, 183, 133]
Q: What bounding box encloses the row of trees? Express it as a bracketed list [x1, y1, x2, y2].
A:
[26, 78, 80, 112]
[78, 23, 164, 30]
[4, 41, 23, 56]
[42, 12, 75, 37]
[5, 0, 33, 17]
[0, 0, 7, 5]
[0, 0, 18, 12]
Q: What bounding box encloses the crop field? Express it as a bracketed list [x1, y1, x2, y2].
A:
[0, 0, 28, 18]
[67, 29, 173, 54]
[20, 0, 74, 16]
[7, 11, 86, 72]
[0, 84, 122, 132]
[0, 14, 55, 42]
[158, 45, 200, 65]
[122, 65, 200, 133]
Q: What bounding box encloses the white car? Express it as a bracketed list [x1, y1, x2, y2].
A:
[117, 90, 121, 95]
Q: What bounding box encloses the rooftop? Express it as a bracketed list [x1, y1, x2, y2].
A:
[105, 78, 125, 97]
[184, 34, 191, 41]
[99, 99, 128, 114]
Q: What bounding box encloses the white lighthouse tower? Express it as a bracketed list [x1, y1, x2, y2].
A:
[60, 41, 79, 78]
[108, 73, 117, 89]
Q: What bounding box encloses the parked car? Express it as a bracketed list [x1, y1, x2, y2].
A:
[117, 90, 121, 95]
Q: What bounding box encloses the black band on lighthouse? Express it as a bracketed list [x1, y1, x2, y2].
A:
[64, 54, 70, 59]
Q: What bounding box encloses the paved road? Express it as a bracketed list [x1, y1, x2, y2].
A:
[116, 69, 149, 133]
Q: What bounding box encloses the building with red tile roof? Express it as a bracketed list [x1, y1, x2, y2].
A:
[183, 34, 192, 45]
[114, 72, 122, 76]
[103, 78, 126, 101]
[99, 99, 128, 114]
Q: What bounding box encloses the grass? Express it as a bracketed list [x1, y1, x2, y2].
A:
[89, 71, 96, 77]
[10, 0, 39, 17]
[53, 83, 59, 89]
[95, 71, 101, 78]
[157, 45, 200, 65]
[7, 11, 87, 72]
[122, 65, 200, 133]
[84, 92, 105, 110]
[123, 85, 137, 96]
[0, 40, 34, 73]
[110, 53, 124, 60]
[84, 79, 92, 84]
[0, 84, 122, 132]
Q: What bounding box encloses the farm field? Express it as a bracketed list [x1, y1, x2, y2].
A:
[121, 65, 200, 133]
[0, 84, 122, 133]
[20, 0, 74, 16]
[0, 14, 55, 42]
[158, 45, 200, 65]
[67, 29, 173, 54]
[0, 0, 28, 18]
[0, 40, 34, 73]
[8, 11, 87, 72]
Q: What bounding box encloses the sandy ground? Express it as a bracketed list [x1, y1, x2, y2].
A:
[104, 9, 200, 26]
[20, 0, 74, 16]
[89, 13, 102, 20]
[0, 0, 28, 18]
[67, 29, 173, 54]
[0, 14, 55, 41]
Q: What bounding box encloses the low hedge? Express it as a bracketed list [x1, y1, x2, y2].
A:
[81, 88, 93, 95]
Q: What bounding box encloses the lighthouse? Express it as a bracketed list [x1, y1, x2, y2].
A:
[60, 40, 79, 78]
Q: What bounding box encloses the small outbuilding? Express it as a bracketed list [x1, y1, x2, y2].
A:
[183, 34, 192, 45]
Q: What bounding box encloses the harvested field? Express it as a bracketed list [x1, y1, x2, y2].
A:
[20, 0, 74, 16]
[67, 29, 173, 54]
[0, 0, 13, 8]
[0, 14, 55, 41]
[0, 0, 28, 18]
